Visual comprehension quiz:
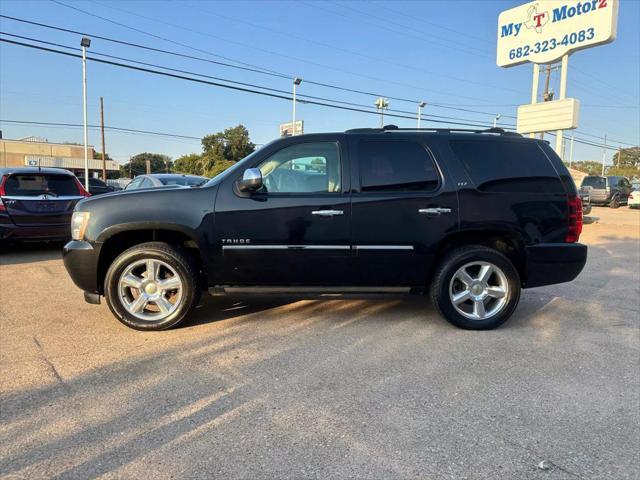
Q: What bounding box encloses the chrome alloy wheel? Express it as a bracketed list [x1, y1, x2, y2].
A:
[117, 259, 183, 321]
[448, 261, 509, 321]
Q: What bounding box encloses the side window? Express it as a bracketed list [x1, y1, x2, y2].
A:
[257, 142, 341, 194]
[358, 140, 440, 192]
[141, 178, 154, 188]
[449, 139, 563, 193]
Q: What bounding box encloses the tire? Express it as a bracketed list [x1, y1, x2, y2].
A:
[609, 196, 620, 209]
[104, 242, 201, 330]
[429, 245, 521, 330]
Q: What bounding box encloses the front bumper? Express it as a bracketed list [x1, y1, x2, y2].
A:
[523, 243, 587, 288]
[63, 240, 101, 294]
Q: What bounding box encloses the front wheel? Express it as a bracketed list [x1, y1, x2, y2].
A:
[104, 242, 201, 330]
[430, 246, 521, 330]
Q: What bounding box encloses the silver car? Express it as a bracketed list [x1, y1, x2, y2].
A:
[124, 174, 208, 190]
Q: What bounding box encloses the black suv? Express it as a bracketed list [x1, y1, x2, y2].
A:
[63, 127, 587, 331]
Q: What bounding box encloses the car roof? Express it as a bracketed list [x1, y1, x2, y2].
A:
[145, 173, 207, 179]
[0, 166, 76, 176]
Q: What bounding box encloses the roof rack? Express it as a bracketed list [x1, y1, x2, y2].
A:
[345, 125, 522, 137]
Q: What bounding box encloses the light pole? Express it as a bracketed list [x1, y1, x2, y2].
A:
[375, 97, 389, 128]
[417, 101, 426, 128]
[493, 114, 501, 128]
[81, 36, 91, 190]
[292, 77, 302, 136]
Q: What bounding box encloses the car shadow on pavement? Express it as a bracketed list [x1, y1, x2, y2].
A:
[0, 242, 64, 265]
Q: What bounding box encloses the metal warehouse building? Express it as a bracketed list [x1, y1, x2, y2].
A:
[0, 135, 119, 177]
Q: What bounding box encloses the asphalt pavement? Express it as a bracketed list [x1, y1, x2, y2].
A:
[1, 206, 638, 479]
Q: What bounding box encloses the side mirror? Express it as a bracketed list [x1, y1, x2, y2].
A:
[237, 168, 263, 192]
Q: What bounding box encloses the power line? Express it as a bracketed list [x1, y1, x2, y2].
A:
[0, 37, 501, 130]
[0, 13, 516, 118]
[49, 0, 285, 77]
[0, 31, 504, 127]
[0, 119, 202, 141]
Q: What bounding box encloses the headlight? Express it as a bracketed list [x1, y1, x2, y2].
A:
[71, 211, 91, 240]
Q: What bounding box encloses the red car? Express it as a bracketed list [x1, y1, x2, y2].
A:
[0, 167, 90, 244]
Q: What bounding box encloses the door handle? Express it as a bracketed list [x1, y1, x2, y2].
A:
[312, 209, 344, 217]
[418, 207, 452, 216]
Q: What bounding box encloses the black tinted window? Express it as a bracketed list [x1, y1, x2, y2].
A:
[358, 140, 439, 192]
[4, 174, 79, 196]
[449, 140, 561, 193]
[582, 176, 606, 189]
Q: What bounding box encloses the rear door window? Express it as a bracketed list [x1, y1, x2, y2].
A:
[582, 177, 606, 189]
[4, 174, 79, 196]
[449, 140, 562, 193]
[357, 140, 440, 192]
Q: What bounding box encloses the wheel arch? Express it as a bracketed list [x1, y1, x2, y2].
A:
[96, 226, 206, 294]
[432, 229, 526, 285]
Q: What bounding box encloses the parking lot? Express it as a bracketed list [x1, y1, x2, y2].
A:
[0, 206, 638, 479]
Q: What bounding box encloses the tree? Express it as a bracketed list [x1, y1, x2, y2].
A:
[172, 125, 255, 178]
[568, 161, 603, 175]
[612, 147, 640, 169]
[173, 153, 203, 175]
[121, 153, 172, 177]
[202, 125, 255, 163]
[93, 150, 112, 161]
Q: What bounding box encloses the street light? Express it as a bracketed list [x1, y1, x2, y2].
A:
[493, 114, 501, 128]
[292, 77, 302, 136]
[81, 36, 91, 190]
[375, 97, 389, 128]
[417, 101, 426, 128]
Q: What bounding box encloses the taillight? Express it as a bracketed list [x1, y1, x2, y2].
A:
[74, 177, 91, 197]
[0, 175, 7, 211]
[566, 194, 583, 243]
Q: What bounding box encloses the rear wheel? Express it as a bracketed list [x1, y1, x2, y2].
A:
[609, 196, 620, 208]
[430, 246, 521, 330]
[104, 242, 200, 330]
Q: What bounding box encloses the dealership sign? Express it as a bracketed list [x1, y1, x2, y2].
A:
[497, 0, 619, 67]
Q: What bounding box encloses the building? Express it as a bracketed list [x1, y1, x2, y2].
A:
[0, 135, 119, 177]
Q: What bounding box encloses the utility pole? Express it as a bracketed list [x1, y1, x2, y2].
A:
[100, 96, 106, 181]
[616, 147, 622, 167]
[80, 37, 91, 189]
[601, 134, 608, 176]
[540, 63, 552, 140]
[569, 133, 575, 169]
[146, 159, 151, 175]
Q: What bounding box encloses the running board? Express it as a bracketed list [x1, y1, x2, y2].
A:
[209, 286, 412, 296]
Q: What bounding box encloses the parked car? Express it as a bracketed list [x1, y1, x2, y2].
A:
[628, 189, 640, 209]
[124, 174, 208, 190]
[0, 167, 90, 244]
[579, 190, 592, 216]
[580, 175, 633, 208]
[77, 177, 116, 196]
[63, 127, 586, 331]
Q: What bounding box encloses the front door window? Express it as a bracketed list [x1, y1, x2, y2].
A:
[257, 142, 341, 194]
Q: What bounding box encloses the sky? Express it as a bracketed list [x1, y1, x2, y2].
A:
[0, 0, 638, 167]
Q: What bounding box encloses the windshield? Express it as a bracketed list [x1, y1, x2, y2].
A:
[581, 176, 606, 189]
[160, 176, 207, 186]
[4, 174, 79, 196]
